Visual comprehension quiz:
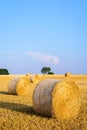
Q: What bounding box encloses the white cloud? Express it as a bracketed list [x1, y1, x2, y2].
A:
[25, 51, 58, 65]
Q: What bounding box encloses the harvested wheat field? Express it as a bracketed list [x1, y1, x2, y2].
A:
[0, 74, 87, 130]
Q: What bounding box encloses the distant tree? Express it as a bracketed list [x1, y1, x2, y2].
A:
[48, 71, 54, 75]
[41, 67, 53, 74]
[0, 69, 9, 75]
[47, 67, 51, 74]
[41, 67, 48, 74]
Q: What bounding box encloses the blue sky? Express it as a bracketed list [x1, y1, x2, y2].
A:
[0, 0, 87, 74]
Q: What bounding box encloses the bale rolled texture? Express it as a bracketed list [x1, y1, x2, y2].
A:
[16, 77, 31, 96]
[8, 77, 32, 96]
[8, 77, 20, 95]
[33, 78, 81, 120]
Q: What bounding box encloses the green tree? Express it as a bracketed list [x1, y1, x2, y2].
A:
[47, 67, 51, 74]
[48, 71, 54, 75]
[0, 69, 9, 75]
[41, 67, 52, 74]
[41, 67, 47, 74]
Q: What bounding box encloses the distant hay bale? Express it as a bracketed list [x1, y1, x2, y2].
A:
[65, 72, 71, 77]
[35, 74, 39, 79]
[33, 78, 81, 120]
[29, 74, 39, 83]
[8, 77, 33, 96]
[16, 77, 31, 96]
[26, 73, 30, 79]
[8, 77, 20, 95]
[26, 74, 40, 98]
[30, 76, 36, 83]
[28, 78, 39, 99]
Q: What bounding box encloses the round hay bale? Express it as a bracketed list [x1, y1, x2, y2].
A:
[16, 77, 31, 96]
[26, 73, 30, 79]
[33, 78, 81, 120]
[25, 74, 40, 98]
[29, 74, 41, 99]
[35, 74, 39, 78]
[8, 77, 20, 95]
[30, 74, 39, 83]
[29, 76, 35, 83]
[65, 72, 71, 77]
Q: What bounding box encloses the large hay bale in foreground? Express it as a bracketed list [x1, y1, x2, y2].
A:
[33, 78, 81, 120]
[8, 77, 20, 95]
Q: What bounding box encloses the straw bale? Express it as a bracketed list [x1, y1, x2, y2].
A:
[26, 73, 30, 79]
[65, 72, 71, 77]
[7, 77, 35, 96]
[30, 76, 36, 83]
[33, 78, 81, 120]
[28, 75, 40, 98]
[29, 74, 38, 83]
[33, 79, 58, 117]
[25, 74, 40, 98]
[52, 78, 81, 119]
[16, 77, 31, 96]
[7, 77, 20, 95]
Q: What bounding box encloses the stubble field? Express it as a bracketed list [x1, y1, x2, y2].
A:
[0, 74, 87, 130]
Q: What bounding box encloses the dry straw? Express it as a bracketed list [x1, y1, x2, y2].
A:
[65, 72, 71, 77]
[26, 73, 30, 79]
[33, 78, 81, 120]
[8, 77, 33, 96]
[16, 77, 31, 96]
[8, 77, 20, 95]
[16, 74, 39, 97]
[29, 74, 40, 95]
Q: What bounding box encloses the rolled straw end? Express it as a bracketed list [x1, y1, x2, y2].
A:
[16, 77, 30, 96]
[33, 78, 81, 120]
[52, 78, 81, 119]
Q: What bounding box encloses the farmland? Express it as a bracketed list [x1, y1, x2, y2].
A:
[0, 74, 87, 130]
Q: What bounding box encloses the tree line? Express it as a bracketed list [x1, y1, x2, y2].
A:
[0, 69, 9, 75]
[0, 67, 54, 75]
